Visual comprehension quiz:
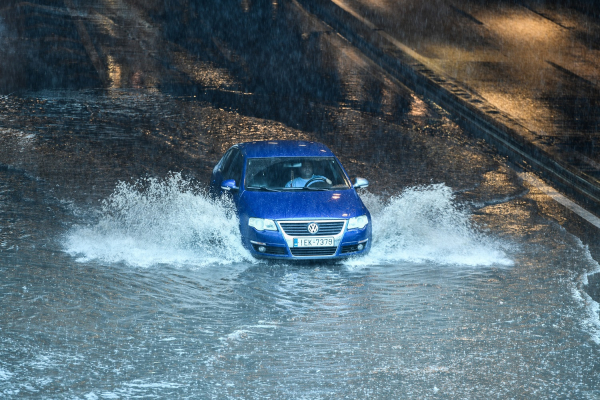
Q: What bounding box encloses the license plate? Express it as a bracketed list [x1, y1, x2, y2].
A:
[293, 237, 334, 247]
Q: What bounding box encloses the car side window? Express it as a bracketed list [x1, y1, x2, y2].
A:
[219, 149, 235, 174]
[224, 150, 244, 183]
[229, 153, 244, 183]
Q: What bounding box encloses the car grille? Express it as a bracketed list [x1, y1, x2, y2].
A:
[278, 220, 345, 236]
[290, 247, 338, 257]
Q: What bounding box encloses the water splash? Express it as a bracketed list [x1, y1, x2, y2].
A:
[350, 184, 513, 267]
[64, 173, 253, 267]
[572, 238, 600, 345]
[65, 177, 510, 268]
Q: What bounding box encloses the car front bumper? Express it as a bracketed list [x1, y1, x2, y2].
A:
[244, 219, 371, 260]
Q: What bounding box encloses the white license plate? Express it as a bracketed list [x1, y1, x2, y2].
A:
[293, 237, 334, 247]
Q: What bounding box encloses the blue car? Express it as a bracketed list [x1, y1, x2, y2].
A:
[210, 140, 372, 260]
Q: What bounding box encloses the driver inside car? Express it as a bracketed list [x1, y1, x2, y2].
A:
[285, 161, 332, 187]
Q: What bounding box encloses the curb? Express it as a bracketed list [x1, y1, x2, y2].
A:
[296, 0, 600, 215]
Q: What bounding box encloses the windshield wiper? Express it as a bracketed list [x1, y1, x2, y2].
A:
[282, 186, 330, 191]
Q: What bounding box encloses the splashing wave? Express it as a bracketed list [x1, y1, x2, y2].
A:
[350, 184, 513, 266]
[64, 173, 253, 267]
[66, 177, 510, 268]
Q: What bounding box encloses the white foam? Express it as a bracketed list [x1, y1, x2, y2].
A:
[348, 184, 513, 267]
[571, 239, 600, 344]
[123, 381, 183, 389]
[223, 329, 254, 342]
[0, 367, 13, 381]
[64, 173, 253, 268]
[29, 354, 58, 370]
[99, 392, 119, 399]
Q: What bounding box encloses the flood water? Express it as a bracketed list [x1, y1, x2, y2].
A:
[1, 0, 600, 398]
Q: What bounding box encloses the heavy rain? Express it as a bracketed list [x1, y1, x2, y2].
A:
[1, 0, 600, 398]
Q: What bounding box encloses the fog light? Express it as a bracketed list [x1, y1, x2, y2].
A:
[258, 246, 266, 253]
[357, 243, 364, 251]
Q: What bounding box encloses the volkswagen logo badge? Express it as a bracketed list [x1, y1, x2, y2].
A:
[307, 222, 319, 234]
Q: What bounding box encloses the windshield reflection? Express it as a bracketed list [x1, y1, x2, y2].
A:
[245, 157, 351, 191]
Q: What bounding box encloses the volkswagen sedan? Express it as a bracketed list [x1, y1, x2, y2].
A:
[210, 140, 371, 259]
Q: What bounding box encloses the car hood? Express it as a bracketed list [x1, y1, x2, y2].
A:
[239, 189, 368, 220]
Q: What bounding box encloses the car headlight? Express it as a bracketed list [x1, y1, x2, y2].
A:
[348, 215, 368, 230]
[248, 217, 277, 231]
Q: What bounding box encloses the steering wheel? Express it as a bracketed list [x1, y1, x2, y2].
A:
[305, 177, 329, 187]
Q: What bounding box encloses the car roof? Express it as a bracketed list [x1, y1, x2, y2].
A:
[237, 140, 335, 158]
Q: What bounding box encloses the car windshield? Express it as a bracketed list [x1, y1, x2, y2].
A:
[245, 157, 351, 191]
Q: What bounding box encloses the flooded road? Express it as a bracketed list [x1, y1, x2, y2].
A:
[1, 0, 600, 398]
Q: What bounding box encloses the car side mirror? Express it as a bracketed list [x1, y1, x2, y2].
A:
[221, 179, 239, 191]
[353, 177, 369, 189]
